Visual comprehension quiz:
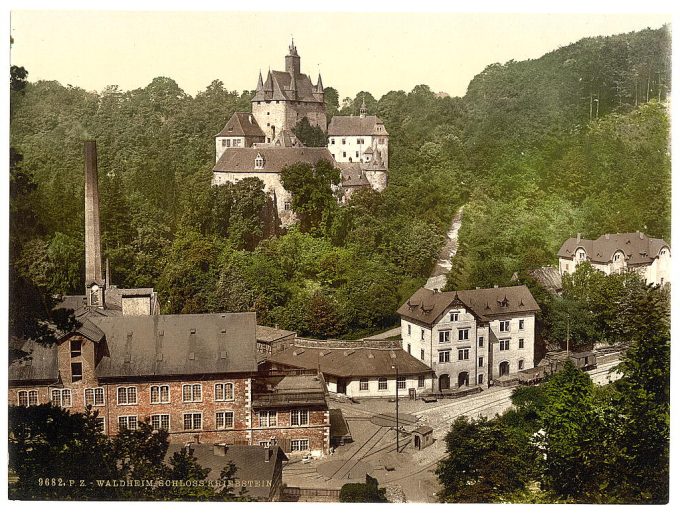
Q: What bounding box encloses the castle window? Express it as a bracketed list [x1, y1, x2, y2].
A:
[71, 362, 83, 382]
[255, 153, 265, 169]
[418, 375, 425, 388]
[150, 385, 170, 404]
[458, 328, 469, 341]
[342, 138, 346, 145]
[216, 411, 234, 429]
[478, 356, 484, 367]
[397, 377, 406, 390]
[519, 360, 525, 370]
[421, 329, 425, 340]
[85, 387, 105, 406]
[70, 340, 82, 358]
[117, 386, 137, 405]
[519, 338, 525, 349]
[500, 320, 510, 332]
[500, 339, 510, 351]
[421, 349, 425, 360]
[519, 319, 525, 330]
[439, 330, 451, 343]
[478, 336, 484, 347]
[151, 414, 170, 431]
[478, 374, 484, 385]
[330, 138, 335, 144]
[355, 151, 359, 158]
[458, 348, 470, 360]
[284, 201, 291, 211]
[438, 350, 451, 363]
[214, 382, 234, 401]
[183, 413, 203, 431]
[359, 378, 369, 391]
[378, 378, 388, 390]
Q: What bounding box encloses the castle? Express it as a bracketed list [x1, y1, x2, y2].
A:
[212, 41, 389, 220]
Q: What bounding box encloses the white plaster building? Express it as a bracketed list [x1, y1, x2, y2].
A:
[557, 232, 671, 286]
[264, 340, 434, 399]
[398, 286, 540, 391]
[212, 147, 334, 226]
[327, 100, 389, 192]
[215, 112, 265, 161]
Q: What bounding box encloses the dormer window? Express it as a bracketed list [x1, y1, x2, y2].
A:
[614, 252, 623, 261]
[578, 251, 585, 260]
[255, 153, 265, 169]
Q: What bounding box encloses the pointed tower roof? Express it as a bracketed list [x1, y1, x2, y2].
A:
[264, 70, 273, 92]
[253, 70, 266, 101]
[288, 37, 298, 56]
[315, 73, 324, 93]
[360, 96, 367, 118]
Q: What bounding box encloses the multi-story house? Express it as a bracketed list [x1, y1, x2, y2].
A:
[9, 313, 330, 457]
[327, 100, 389, 192]
[398, 286, 540, 391]
[558, 232, 671, 286]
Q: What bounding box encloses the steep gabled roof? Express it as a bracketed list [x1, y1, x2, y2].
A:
[213, 147, 334, 174]
[328, 115, 389, 136]
[557, 232, 670, 265]
[398, 286, 540, 326]
[215, 112, 265, 138]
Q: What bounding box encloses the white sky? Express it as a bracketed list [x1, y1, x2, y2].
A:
[8, 6, 671, 100]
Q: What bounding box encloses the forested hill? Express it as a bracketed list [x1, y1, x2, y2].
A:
[9, 25, 670, 341]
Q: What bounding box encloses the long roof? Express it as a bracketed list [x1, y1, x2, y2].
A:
[557, 232, 669, 265]
[215, 112, 265, 138]
[92, 313, 258, 378]
[267, 344, 432, 378]
[328, 115, 389, 136]
[398, 286, 540, 326]
[9, 339, 59, 383]
[213, 147, 334, 174]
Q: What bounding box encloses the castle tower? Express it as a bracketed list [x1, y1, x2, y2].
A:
[360, 97, 367, 118]
[84, 140, 105, 308]
[285, 38, 300, 77]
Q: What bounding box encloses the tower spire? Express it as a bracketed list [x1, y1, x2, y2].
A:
[360, 95, 367, 118]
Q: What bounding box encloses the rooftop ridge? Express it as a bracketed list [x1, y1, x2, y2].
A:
[294, 337, 400, 350]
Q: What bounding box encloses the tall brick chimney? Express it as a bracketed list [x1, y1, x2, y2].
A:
[84, 141, 105, 308]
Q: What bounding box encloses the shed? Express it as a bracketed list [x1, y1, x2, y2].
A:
[412, 425, 434, 450]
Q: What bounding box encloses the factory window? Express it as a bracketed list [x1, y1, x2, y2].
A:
[85, 387, 105, 407]
[150, 385, 170, 404]
[291, 409, 309, 426]
[117, 386, 137, 405]
[214, 383, 234, 401]
[182, 384, 202, 402]
[118, 415, 138, 431]
[71, 362, 83, 382]
[216, 411, 234, 430]
[70, 340, 82, 358]
[183, 413, 202, 431]
[51, 389, 72, 408]
[151, 414, 170, 431]
[291, 439, 309, 452]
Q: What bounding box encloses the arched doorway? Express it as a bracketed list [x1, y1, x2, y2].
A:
[439, 374, 450, 391]
[457, 371, 469, 387]
[499, 361, 510, 377]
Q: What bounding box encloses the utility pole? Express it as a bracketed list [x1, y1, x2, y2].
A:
[392, 363, 400, 453]
[566, 315, 570, 356]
